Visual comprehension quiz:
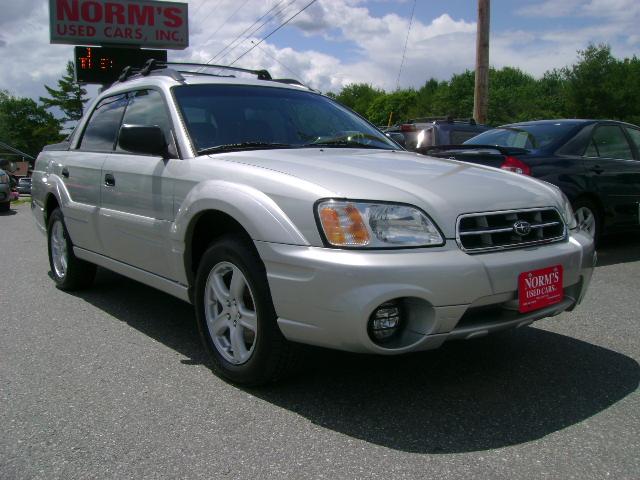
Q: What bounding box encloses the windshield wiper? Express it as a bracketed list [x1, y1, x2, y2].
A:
[302, 141, 386, 149]
[198, 142, 294, 155]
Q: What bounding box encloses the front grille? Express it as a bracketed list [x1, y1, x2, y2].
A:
[457, 207, 565, 253]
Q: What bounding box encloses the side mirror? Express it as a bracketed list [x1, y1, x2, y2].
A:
[118, 124, 168, 157]
[386, 132, 406, 148]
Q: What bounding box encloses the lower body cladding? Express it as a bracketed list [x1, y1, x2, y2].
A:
[255, 231, 595, 355]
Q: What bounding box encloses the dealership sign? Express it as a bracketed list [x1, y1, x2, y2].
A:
[49, 0, 188, 50]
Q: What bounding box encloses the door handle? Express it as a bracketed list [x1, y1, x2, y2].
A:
[61, 167, 69, 178]
[104, 173, 116, 187]
[590, 165, 604, 174]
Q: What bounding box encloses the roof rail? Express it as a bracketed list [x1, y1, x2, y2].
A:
[112, 60, 315, 91]
[116, 59, 272, 83]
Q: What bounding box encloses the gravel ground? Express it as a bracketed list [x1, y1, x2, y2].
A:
[1, 203, 638, 479]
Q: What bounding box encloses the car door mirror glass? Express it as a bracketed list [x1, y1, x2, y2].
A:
[118, 124, 168, 157]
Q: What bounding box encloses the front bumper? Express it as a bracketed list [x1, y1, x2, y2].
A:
[255, 230, 595, 354]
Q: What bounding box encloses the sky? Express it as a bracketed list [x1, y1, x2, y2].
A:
[0, 0, 639, 106]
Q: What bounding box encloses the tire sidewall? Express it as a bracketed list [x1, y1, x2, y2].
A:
[194, 236, 281, 384]
[573, 198, 601, 242]
[47, 209, 69, 286]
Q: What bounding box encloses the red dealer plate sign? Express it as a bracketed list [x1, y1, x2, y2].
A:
[49, 0, 188, 50]
[518, 265, 564, 313]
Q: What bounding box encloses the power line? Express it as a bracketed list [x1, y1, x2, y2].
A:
[189, 0, 208, 18]
[229, 0, 318, 67]
[194, 0, 224, 29]
[201, 0, 295, 68]
[250, 40, 306, 82]
[396, 0, 416, 90]
[197, 0, 253, 54]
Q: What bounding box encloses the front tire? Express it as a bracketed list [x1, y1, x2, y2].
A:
[194, 234, 296, 386]
[47, 208, 96, 291]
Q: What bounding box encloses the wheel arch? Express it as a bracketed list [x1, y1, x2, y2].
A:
[184, 209, 255, 294]
[572, 192, 605, 219]
[44, 193, 60, 225]
[175, 181, 310, 298]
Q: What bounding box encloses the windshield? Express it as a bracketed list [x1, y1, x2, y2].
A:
[173, 84, 396, 154]
[464, 123, 578, 150]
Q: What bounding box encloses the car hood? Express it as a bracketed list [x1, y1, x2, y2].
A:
[213, 148, 563, 238]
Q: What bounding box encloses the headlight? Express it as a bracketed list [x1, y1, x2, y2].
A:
[316, 199, 444, 248]
[560, 193, 577, 230]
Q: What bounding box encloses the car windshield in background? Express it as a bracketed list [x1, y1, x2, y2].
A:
[173, 84, 396, 154]
[464, 123, 578, 150]
[450, 129, 482, 144]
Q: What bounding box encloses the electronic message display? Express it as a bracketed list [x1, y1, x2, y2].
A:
[74, 46, 167, 83]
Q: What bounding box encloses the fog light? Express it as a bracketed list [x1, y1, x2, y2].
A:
[369, 301, 402, 343]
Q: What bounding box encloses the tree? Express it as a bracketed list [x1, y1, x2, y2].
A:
[40, 61, 88, 123]
[0, 90, 63, 158]
[562, 44, 640, 123]
[333, 83, 385, 117]
[326, 44, 640, 127]
[365, 89, 418, 126]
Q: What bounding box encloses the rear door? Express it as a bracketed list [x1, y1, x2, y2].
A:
[621, 126, 640, 227]
[61, 93, 128, 253]
[98, 88, 179, 279]
[583, 123, 640, 230]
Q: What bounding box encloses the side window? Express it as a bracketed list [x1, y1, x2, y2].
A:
[584, 139, 599, 157]
[591, 125, 634, 160]
[624, 127, 640, 158]
[117, 89, 172, 152]
[79, 94, 128, 151]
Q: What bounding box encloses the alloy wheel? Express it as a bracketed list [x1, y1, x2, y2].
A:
[50, 220, 68, 278]
[575, 206, 596, 238]
[204, 261, 258, 365]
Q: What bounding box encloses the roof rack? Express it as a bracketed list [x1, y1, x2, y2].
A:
[112, 60, 315, 91]
[115, 59, 273, 84]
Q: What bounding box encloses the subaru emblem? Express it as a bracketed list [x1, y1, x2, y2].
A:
[513, 220, 532, 236]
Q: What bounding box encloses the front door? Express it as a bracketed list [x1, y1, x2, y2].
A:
[98, 89, 179, 279]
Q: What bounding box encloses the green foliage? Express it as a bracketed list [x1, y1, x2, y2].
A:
[0, 90, 64, 158]
[332, 83, 385, 117]
[330, 45, 640, 127]
[39, 61, 88, 123]
[366, 89, 418, 126]
[562, 44, 640, 124]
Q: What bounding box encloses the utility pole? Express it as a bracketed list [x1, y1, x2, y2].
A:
[473, 0, 490, 124]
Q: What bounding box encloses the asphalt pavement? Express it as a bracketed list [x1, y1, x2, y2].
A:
[1, 203, 638, 479]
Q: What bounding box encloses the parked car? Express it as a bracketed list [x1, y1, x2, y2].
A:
[31, 63, 595, 385]
[423, 119, 640, 242]
[0, 169, 11, 211]
[17, 177, 32, 194]
[385, 117, 490, 151]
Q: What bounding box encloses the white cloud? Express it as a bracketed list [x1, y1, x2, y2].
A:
[0, 0, 638, 108]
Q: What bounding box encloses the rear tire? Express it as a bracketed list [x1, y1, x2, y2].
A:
[0, 202, 9, 212]
[194, 234, 297, 386]
[572, 198, 601, 244]
[47, 208, 96, 291]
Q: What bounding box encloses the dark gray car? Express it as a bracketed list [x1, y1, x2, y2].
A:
[0, 169, 11, 212]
